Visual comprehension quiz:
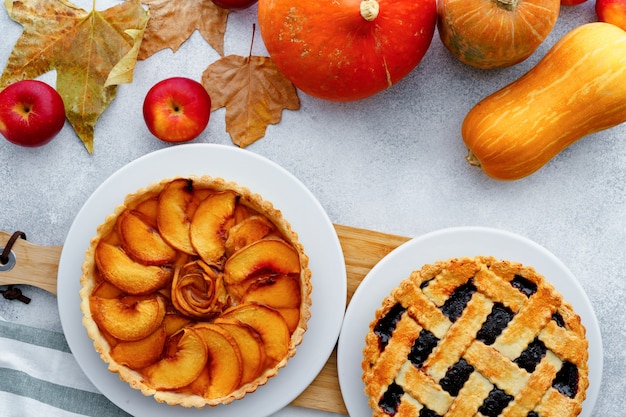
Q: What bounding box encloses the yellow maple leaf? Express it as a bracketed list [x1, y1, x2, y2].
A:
[139, 0, 229, 60]
[203, 54, 300, 148]
[1, 0, 149, 153]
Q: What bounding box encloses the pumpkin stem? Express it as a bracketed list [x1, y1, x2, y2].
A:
[466, 150, 482, 167]
[360, 0, 380, 21]
[495, 0, 518, 11]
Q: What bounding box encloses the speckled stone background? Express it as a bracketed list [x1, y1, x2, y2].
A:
[1, 1, 624, 416]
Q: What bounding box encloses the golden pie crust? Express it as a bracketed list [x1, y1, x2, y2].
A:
[362, 256, 588, 417]
[80, 175, 312, 407]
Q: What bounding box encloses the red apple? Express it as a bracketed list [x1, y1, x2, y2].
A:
[142, 77, 212, 143]
[596, 0, 626, 31]
[211, 0, 258, 10]
[0, 80, 65, 147]
[561, 0, 587, 5]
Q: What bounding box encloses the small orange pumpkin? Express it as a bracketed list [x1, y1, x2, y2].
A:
[437, 0, 560, 69]
[257, 0, 437, 102]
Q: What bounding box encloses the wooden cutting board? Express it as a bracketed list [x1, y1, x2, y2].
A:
[0, 224, 411, 415]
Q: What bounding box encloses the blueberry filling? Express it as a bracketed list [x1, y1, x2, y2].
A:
[527, 412, 540, 417]
[514, 338, 547, 372]
[552, 311, 565, 327]
[511, 274, 537, 297]
[378, 382, 404, 415]
[419, 407, 442, 417]
[408, 329, 439, 368]
[476, 303, 515, 345]
[375, 303, 406, 350]
[439, 358, 474, 396]
[478, 387, 514, 417]
[552, 361, 579, 398]
[441, 280, 477, 322]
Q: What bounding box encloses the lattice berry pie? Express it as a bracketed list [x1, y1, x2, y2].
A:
[362, 256, 588, 417]
[80, 176, 312, 407]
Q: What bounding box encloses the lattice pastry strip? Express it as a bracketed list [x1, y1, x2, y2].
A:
[362, 256, 589, 417]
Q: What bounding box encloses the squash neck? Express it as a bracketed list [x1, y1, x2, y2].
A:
[360, 0, 380, 21]
[495, 0, 518, 11]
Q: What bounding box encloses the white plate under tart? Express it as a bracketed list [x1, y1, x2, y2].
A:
[337, 226, 601, 417]
[58, 144, 347, 417]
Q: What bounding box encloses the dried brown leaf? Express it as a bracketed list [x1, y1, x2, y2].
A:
[1, 0, 149, 153]
[139, 0, 228, 60]
[202, 55, 299, 147]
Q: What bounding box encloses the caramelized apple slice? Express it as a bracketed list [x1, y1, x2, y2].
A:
[143, 328, 208, 390]
[91, 280, 124, 299]
[95, 241, 172, 295]
[190, 190, 237, 265]
[157, 178, 196, 255]
[224, 238, 301, 295]
[214, 319, 266, 384]
[221, 303, 290, 366]
[110, 325, 166, 369]
[90, 295, 166, 341]
[118, 210, 177, 266]
[242, 274, 302, 333]
[193, 323, 243, 399]
[224, 215, 275, 256]
[163, 313, 193, 336]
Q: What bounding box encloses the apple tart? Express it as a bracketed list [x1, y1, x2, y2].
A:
[362, 256, 589, 417]
[79, 176, 312, 407]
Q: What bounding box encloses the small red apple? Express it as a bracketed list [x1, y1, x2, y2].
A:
[143, 77, 212, 143]
[561, 0, 587, 5]
[211, 0, 258, 10]
[596, 0, 626, 31]
[0, 80, 66, 147]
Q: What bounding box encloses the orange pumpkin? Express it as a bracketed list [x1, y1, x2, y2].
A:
[437, 0, 560, 69]
[257, 0, 437, 102]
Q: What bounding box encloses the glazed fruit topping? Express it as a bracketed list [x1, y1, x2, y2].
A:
[408, 329, 439, 368]
[514, 338, 547, 373]
[440, 280, 477, 321]
[478, 387, 514, 417]
[476, 303, 514, 345]
[439, 358, 474, 396]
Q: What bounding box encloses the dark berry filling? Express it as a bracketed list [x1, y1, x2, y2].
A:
[419, 407, 442, 417]
[408, 329, 439, 368]
[511, 274, 537, 297]
[374, 303, 406, 350]
[476, 303, 514, 345]
[552, 311, 565, 327]
[514, 338, 547, 372]
[527, 412, 539, 417]
[378, 382, 404, 416]
[439, 358, 474, 396]
[441, 280, 477, 322]
[552, 361, 579, 398]
[478, 387, 514, 417]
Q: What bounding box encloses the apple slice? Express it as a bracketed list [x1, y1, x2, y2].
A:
[90, 295, 166, 341]
[214, 319, 267, 384]
[143, 328, 208, 390]
[193, 323, 243, 399]
[110, 325, 166, 369]
[221, 303, 290, 366]
[91, 280, 124, 299]
[242, 274, 302, 333]
[95, 241, 172, 295]
[189, 190, 237, 265]
[224, 238, 301, 298]
[157, 178, 196, 255]
[224, 215, 275, 256]
[163, 313, 193, 336]
[118, 210, 177, 266]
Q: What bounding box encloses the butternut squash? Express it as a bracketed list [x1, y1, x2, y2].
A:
[462, 22, 626, 180]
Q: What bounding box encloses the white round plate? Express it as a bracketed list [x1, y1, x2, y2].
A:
[337, 226, 601, 417]
[57, 144, 347, 417]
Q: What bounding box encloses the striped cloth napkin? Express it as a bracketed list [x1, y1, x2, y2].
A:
[0, 318, 131, 417]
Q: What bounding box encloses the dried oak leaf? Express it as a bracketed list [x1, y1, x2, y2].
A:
[139, 0, 228, 60]
[203, 55, 300, 147]
[1, 0, 149, 153]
